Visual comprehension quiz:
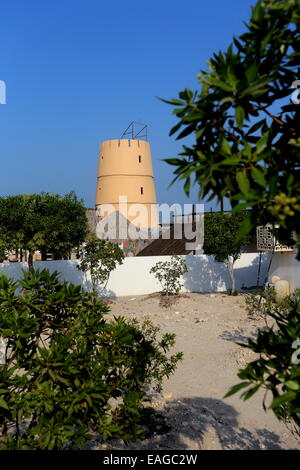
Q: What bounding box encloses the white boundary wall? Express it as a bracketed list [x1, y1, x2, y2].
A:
[269, 252, 300, 290]
[0, 253, 269, 297]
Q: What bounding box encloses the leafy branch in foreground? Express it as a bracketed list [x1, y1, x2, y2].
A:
[225, 289, 300, 440]
[163, 0, 300, 256]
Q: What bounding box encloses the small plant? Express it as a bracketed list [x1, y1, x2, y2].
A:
[225, 289, 300, 440]
[150, 255, 188, 296]
[0, 268, 182, 449]
[77, 239, 124, 295]
[245, 286, 276, 325]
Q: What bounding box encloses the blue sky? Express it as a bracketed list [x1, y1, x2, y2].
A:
[0, 0, 256, 209]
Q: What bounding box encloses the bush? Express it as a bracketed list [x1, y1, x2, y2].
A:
[0, 269, 182, 449]
[150, 256, 188, 296]
[225, 289, 300, 439]
[77, 239, 124, 295]
[244, 286, 277, 324]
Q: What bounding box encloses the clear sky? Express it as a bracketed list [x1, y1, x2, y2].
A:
[0, 0, 256, 209]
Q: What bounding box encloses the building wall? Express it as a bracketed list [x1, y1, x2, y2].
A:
[269, 252, 300, 290]
[0, 253, 269, 297]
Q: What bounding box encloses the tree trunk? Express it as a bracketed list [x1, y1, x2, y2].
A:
[41, 249, 47, 261]
[28, 252, 33, 269]
[229, 266, 236, 293]
[227, 257, 236, 294]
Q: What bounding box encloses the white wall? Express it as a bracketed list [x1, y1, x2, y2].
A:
[0, 253, 269, 297]
[269, 252, 300, 290]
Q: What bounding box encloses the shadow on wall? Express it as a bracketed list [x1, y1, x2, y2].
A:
[234, 252, 270, 290]
[184, 253, 270, 293]
[184, 255, 229, 293]
[0, 261, 116, 298]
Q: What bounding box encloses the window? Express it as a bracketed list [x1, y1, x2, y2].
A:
[140, 187, 143, 195]
[138, 155, 141, 163]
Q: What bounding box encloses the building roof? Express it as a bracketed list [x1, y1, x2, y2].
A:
[136, 222, 197, 256]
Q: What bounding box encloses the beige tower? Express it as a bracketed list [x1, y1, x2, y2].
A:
[96, 138, 158, 232]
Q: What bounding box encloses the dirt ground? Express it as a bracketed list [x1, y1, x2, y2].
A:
[91, 292, 300, 451]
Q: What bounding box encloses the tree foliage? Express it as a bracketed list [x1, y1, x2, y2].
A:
[150, 255, 188, 296]
[77, 239, 125, 294]
[0, 192, 88, 267]
[163, 0, 300, 256]
[0, 269, 182, 449]
[203, 211, 250, 293]
[225, 288, 300, 440]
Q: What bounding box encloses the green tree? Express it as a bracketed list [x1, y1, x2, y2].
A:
[77, 239, 125, 295]
[163, 0, 300, 257]
[203, 211, 250, 293]
[0, 192, 88, 268]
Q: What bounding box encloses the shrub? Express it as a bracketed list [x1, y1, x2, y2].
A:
[77, 239, 124, 295]
[150, 256, 188, 296]
[0, 269, 182, 449]
[225, 289, 300, 440]
[244, 286, 277, 325]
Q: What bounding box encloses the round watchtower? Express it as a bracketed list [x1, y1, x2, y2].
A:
[96, 139, 158, 229]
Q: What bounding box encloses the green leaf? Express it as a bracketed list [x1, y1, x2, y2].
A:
[237, 217, 253, 241]
[245, 64, 258, 83]
[164, 158, 183, 166]
[235, 105, 245, 129]
[285, 380, 300, 391]
[0, 397, 9, 410]
[176, 124, 195, 140]
[207, 78, 234, 92]
[196, 128, 205, 140]
[251, 167, 266, 187]
[232, 202, 251, 213]
[255, 131, 269, 155]
[184, 178, 191, 196]
[236, 170, 250, 196]
[239, 77, 270, 98]
[183, 112, 204, 122]
[224, 381, 250, 398]
[270, 391, 297, 409]
[220, 96, 234, 104]
[221, 137, 232, 156]
[48, 370, 57, 382]
[241, 384, 261, 400]
[243, 142, 252, 159]
[158, 97, 184, 106]
[169, 121, 182, 136]
[247, 119, 266, 135]
[221, 156, 241, 165]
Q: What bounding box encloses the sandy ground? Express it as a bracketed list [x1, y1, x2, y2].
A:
[91, 292, 300, 451]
